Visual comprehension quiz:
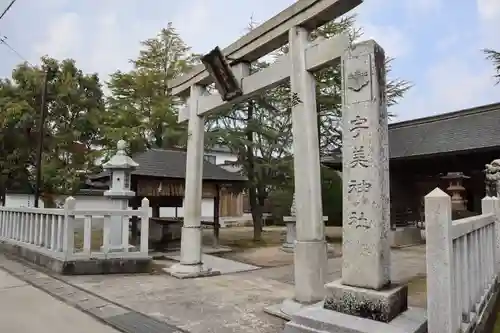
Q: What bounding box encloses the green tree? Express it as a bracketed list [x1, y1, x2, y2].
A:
[0, 57, 105, 205]
[483, 48, 500, 84]
[207, 15, 412, 241]
[103, 23, 197, 156]
[0, 78, 33, 203]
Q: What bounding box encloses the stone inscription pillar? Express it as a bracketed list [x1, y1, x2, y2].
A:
[340, 40, 391, 290]
[321, 41, 408, 324]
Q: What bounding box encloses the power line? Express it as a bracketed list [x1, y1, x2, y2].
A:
[0, 35, 31, 64]
[0, 0, 18, 22]
[0, 1, 31, 65]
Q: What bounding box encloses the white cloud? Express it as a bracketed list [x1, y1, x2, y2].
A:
[34, 12, 81, 60]
[426, 58, 495, 110]
[393, 55, 499, 121]
[353, 0, 411, 59]
[477, 0, 500, 21]
[171, 0, 211, 53]
[476, 0, 500, 50]
[359, 23, 411, 58]
[405, 0, 442, 14]
[87, 11, 130, 76]
[435, 33, 460, 52]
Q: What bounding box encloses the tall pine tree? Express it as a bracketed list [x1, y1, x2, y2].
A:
[104, 23, 198, 155]
[483, 48, 500, 84]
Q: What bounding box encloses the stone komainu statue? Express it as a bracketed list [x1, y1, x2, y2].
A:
[485, 159, 500, 197]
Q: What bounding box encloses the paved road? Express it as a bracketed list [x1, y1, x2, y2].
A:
[0, 270, 120, 333]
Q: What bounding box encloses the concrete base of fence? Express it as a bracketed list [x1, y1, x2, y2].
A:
[0, 241, 152, 275]
[284, 303, 427, 333]
[470, 277, 500, 333]
[390, 227, 424, 248]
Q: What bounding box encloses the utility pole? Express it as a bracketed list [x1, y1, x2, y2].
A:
[33, 70, 49, 208]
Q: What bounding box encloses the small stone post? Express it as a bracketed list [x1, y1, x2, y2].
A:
[282, 193, 297, 252]
[103, 140, 138, 251]
[425, 188, 456, 333]
[485, 160, 500, 271]
[495, 195, 500, 272]
[139, 197, 150, 255]
[482, 196, 497, 281]
[62, 196, 76, 259]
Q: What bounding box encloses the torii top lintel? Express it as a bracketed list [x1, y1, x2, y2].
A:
[168, 0, 362, 97]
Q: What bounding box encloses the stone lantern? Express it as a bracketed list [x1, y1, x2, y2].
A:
[103, 140, 139, 251]
[441, 172, 469, 213]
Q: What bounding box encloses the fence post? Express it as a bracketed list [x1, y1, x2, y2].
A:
[140, 197, 150, 255]
[482, 197, 497, 282]
[62, 197, 76, 259]
[425, 187, 456, 333]
[494, 197, 500, 274]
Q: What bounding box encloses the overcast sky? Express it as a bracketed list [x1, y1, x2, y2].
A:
[0, 0, 499, 122]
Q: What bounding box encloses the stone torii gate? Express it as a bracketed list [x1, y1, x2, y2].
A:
[168, 0, 356, 289]
[167, 1, 426, 332]
[167, 1, 359, 297]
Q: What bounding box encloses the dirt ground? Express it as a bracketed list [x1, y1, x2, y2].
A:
[74, 225, 342, 258]
[202, 226, 342, 267]
[203, 225, 342, 248]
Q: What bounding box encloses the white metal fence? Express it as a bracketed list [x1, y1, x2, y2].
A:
[425, 188, 499, 333]
[0, 196, 150, 260]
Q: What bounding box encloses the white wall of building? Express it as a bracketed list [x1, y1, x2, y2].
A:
[215, 151, 238, 165]
[203, 149, 237, 164]
[205, 149, 242, 173]
[4, 193, 42, 208]
[4, 147, 240, 220]
[4, 193, 216, 219]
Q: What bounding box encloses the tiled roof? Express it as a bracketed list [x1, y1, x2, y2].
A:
[322, 102, 500, 164]
[90, 148, 246, 182]
[388, 102, 500, 158]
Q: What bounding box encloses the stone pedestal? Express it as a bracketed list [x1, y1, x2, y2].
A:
[109, 199, 128, 251]
[265, 239, 328, 320]
[281, 216, 329, 253]
[149, 218, 183, 251]
[284, 303, 427, 333]
[166, 262, 221, 279]
[164, 225, 220, 278]
[281, 217, 297, 252]
[323, 279, 408, 323]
